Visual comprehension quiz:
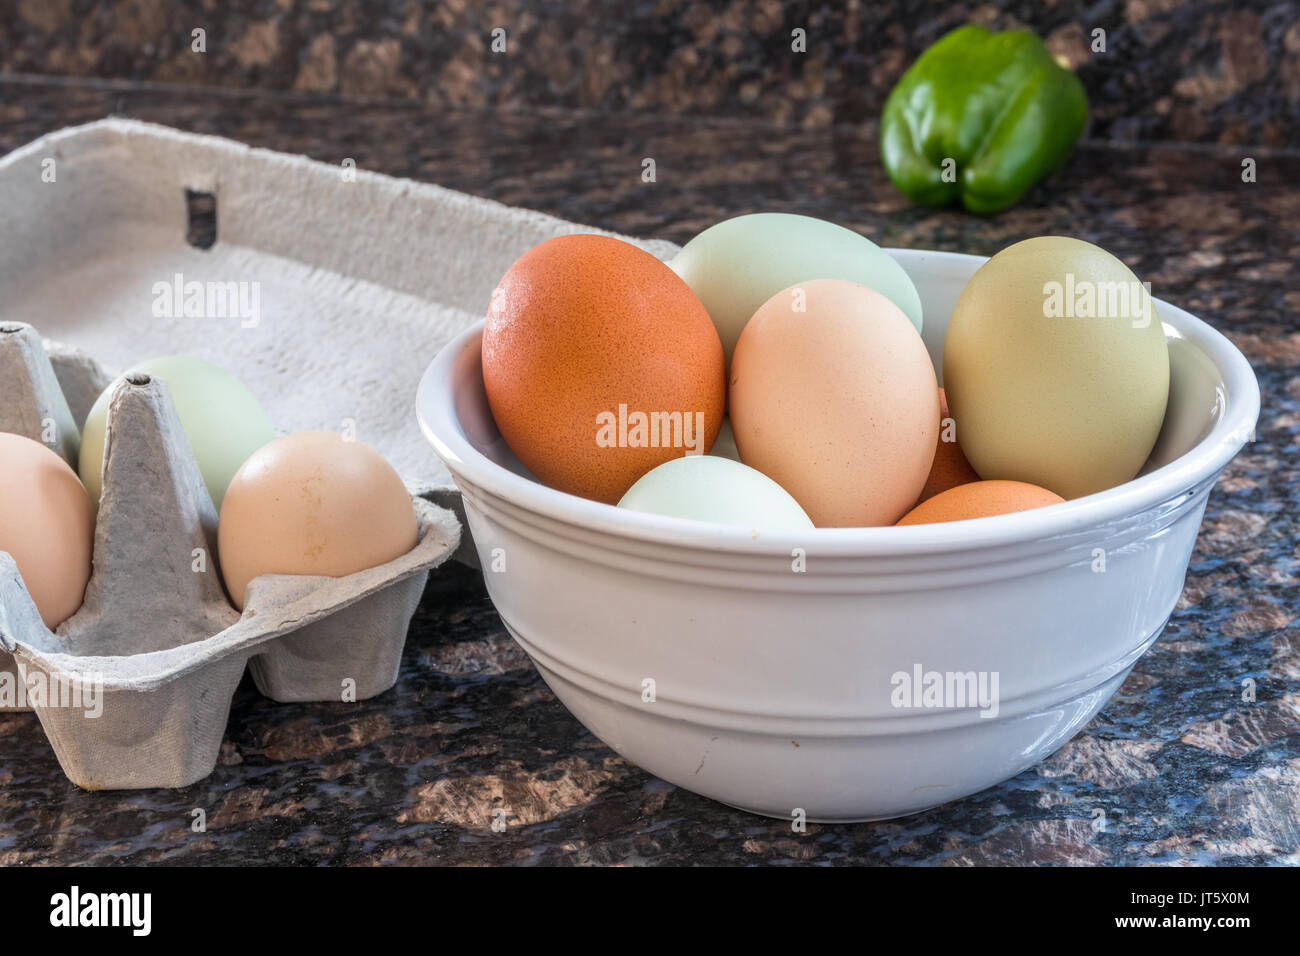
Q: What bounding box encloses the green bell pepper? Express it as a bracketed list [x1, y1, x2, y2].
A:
[880, 25, 1089, 214]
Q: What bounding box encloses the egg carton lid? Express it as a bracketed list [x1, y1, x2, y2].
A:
[0, 117, 680, 498]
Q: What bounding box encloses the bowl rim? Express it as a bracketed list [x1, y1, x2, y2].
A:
[416, 248, 1261, 557]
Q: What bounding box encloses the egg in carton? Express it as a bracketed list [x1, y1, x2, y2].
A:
[0, 322, 460, 790]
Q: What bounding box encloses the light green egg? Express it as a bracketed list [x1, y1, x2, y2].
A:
[617, 454, 814, 531]
[669, 213, 923, 364]
[79, 355, 276, 511]
[942, 236, 1170, 499]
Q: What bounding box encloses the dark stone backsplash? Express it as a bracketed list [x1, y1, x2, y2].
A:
[1, 0, 1297, 146]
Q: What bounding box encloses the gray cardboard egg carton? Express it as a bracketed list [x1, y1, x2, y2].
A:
[0, 323, 461, 790]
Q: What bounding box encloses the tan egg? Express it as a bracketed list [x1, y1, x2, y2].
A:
[217, 431, 418, 611]
[943, 237, 1169, 499]
[0, 434, 94, 629]
[730, 278, 939, 527]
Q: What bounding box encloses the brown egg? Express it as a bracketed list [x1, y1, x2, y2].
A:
[916, 388, 980, 504]
[482, 234, 725, 504]
[0, 434, 94, 629]
[217, 431, 418, 611]
[897, 479, 1065, 526]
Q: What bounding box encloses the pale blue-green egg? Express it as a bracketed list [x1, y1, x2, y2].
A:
[669, 213, 923, 364]
[617, 455, 814, 531]
[79, 355, 276, 510]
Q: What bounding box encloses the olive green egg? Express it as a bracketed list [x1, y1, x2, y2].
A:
[942, 237, 1169, 499]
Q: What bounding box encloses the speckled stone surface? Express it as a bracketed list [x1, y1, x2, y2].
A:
[0, 80, 1296, 865]
[1, 0, 1298, 145]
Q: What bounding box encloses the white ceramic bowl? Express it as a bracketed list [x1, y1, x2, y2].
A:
[416, 249, 1260, 822]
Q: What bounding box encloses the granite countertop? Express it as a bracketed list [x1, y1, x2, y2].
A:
[0, 79, 1296, 865]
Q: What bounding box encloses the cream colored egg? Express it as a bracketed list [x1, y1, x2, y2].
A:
[0, 434, 94, 629]
[943, 237, 1169, 499]
[730, 278, 939, 527]
[217, 431, 418, 611]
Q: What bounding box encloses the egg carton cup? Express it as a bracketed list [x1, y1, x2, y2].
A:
[0, 324, 460, 789]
